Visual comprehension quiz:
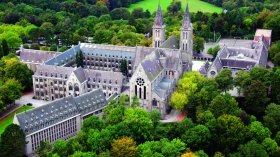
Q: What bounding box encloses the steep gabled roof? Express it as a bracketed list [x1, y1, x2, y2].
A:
[141, 50, 164, 81]
[73, 67, 86, 83]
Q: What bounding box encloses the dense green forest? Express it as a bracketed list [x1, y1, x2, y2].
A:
[2, 68, 280, 156]
[0, 0, 279, 51]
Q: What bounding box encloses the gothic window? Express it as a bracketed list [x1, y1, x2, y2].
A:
[144, 86, 146, 99]
[136, 77, 145, 86]
[152, 99, 157, 106]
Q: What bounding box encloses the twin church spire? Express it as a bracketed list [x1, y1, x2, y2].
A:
[152, 3, 193, 71]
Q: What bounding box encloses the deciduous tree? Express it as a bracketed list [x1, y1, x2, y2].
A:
[238, 140, 269, 157]
[124, 108, 153, 142]
[215, 68, 234, 93]
[263, 103, 280, 135]
[0, 124, 27, 157]
[111, 137, 138, 157]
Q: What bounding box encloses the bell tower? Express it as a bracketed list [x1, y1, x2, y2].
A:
[152, 4, 166, 48]
[180, 5, 193, 71]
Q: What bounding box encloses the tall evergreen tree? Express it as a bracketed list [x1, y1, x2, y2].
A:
[2, 39, 9, 56]
[76, 51, 84, 68]
[120, 59, 128, 76]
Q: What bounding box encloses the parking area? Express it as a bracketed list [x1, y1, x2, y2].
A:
[15, 92, 49, 108]
[218, 39, 252, 48]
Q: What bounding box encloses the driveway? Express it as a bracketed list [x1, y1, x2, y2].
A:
[15, 92, 49, 108]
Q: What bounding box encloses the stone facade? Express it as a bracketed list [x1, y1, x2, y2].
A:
[13, 89, 108, 156]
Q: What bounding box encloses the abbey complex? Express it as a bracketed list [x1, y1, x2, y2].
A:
[14, 4, 271, 156]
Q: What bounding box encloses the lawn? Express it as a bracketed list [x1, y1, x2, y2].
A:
[0, 106, 34, 135]
[128, 0, 223, 13]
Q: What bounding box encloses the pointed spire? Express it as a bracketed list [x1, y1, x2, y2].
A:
[153, 3, 164, 27]
[182, 4, 191, 28]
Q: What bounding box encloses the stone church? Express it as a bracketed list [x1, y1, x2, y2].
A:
[22, 4, 193, 117]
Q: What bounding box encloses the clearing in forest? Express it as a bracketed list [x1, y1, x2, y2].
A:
[128, 0, 223, 13]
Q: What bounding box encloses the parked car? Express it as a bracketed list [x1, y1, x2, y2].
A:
[27, 103, 33, 106]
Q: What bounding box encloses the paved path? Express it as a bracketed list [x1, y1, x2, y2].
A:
[161, 109, 181, 123]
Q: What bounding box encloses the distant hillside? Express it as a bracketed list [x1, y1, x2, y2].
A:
[128, 0, 223, 13]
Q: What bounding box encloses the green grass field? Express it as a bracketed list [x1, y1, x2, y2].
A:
[0, 106, 34, 135]
[128, 0, 223, 13]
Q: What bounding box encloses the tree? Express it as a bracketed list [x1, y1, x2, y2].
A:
[208, 93, 239, 118]
[30, 43, 40, 50]
[0, 124, 27, 157]
[40, 46, 48, 51]
[249, 66, 271, 87]
[36, 140, 52, 157]
[59, 46, 68, 52]
[194, 150, 209, 157]
[76, 51, 84, 68]
[53, 140, 67, 157]
[244, 80, 270, 117]
[271, 67, 280, 104]
[262, 138, 278, 156]
[263, 103, 280, 135]
[274, 131, 280, 145]
[124, 108, 153, 142]
[120, 59, 128, 76]
[169, 91, 188, 111]
[94, 30, 113, 44]
[111, 137, 138, 157]
[234, 70, 251, 95]
[130, 94, 140, 108]
[2, 39, 9, 56]
[118, 94, 129, 106]
[107, 105, 125, 125]
[215, 68, 234, 93]
[249, 121, 271, 143]
[5, 62, 33, 91]
[238, 140, 269, 157]
[81, 116, 106, 133]
[217, 115, 249, 154]
[193, 36, 205, 53]
[50, 44, 57, 51]
[150, 109, 161, 129]
[168, 118, 195, 139]
[107, 122, 133, 140]
[1, 79, 23, 104]
[181, 124, 211, 150]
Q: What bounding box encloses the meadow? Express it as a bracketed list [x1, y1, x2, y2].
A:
[128, 0, 223, 13]
[0, 106, 34, 135]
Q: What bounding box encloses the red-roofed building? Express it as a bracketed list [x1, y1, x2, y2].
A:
[254, 29, 272, 45]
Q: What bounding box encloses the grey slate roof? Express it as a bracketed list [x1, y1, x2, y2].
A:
[73, 67, 86, 83]
[153, 4, 165, 28]
[220, 59, 256, 69]
[20, 49, 60, 64]
[80, 43, 135, 60]
[158, 48, 180, 70]
[199, 60, 210, 75]
[45, 45, 81, 65]
[153, 78, 174, 98]
[34, 65, 74, 80]
[160, 35, 179, 49]
[193, 53, 213, 59]
[141, 50, 164, 81]
[73, 89, 107, 117]
[213, 57, 223, 72]
[133, 46, 155, 70]
[84, 69, 123, 86]
[16, 95, 79, 135]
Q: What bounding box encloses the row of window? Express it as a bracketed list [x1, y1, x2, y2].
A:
[31, 118, 77, 151]
[82, 52, 133, 59]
